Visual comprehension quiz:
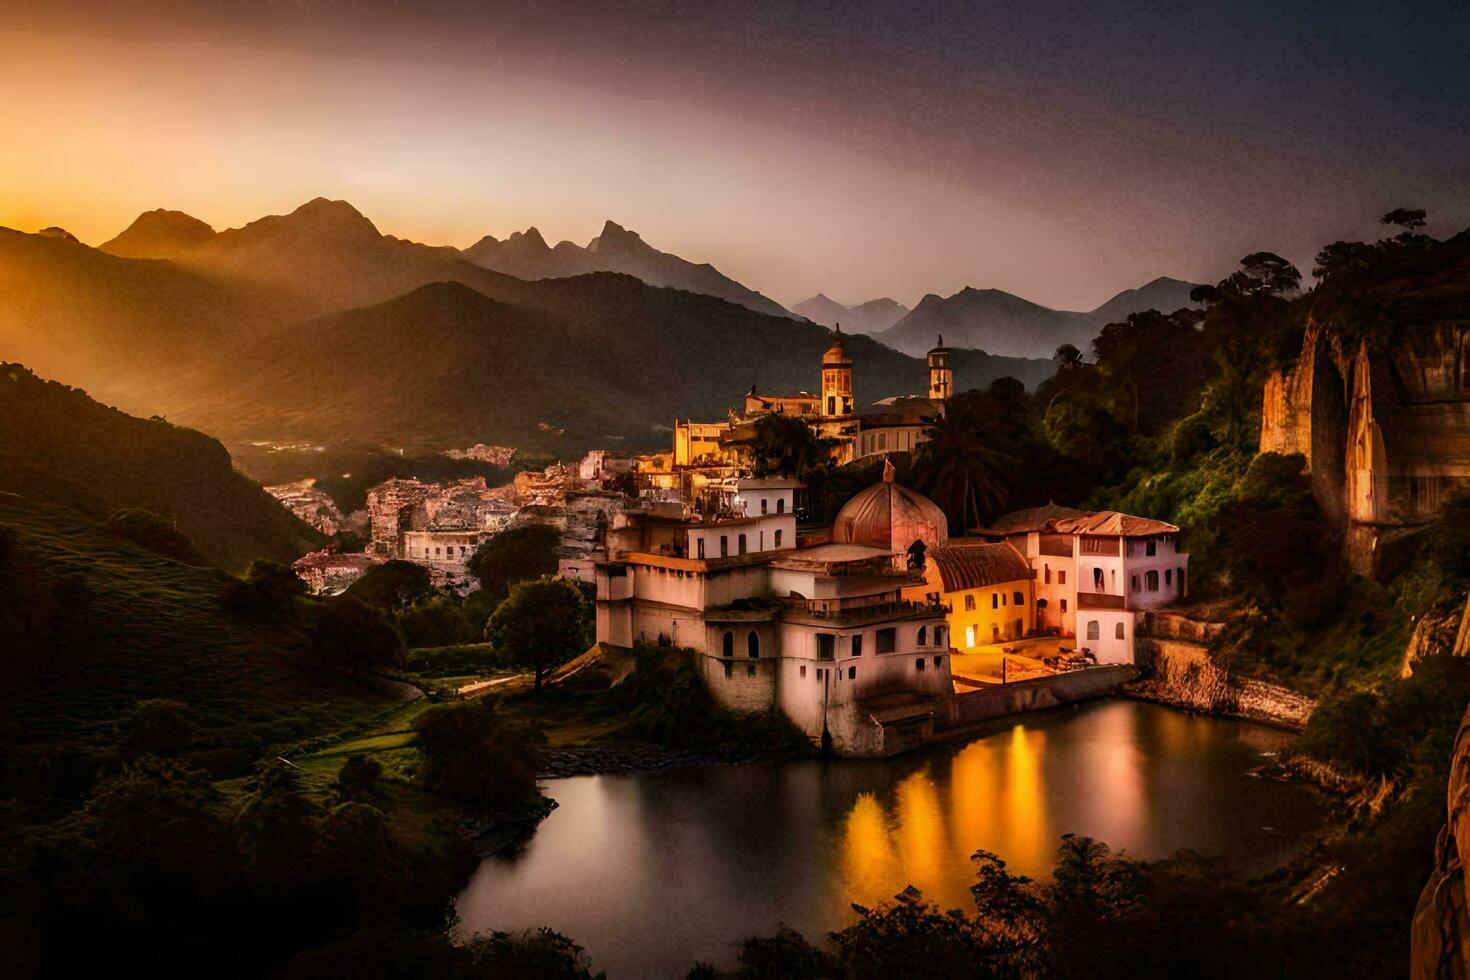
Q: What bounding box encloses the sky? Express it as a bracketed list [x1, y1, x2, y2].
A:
[3, 1, 1468, 311]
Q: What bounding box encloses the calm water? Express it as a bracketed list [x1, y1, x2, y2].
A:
[456, 700, 1322, 978]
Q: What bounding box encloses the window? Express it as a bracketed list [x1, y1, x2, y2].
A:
[1146, 540, 1157, 556]
[1059, 570, 1067, 585]
[1177, 567, 1185, 593]
[435, 547, 442, 556]
[1110, 570, 1116, 590]
[800, 665, 807, 678]
[760, 498, 768, 515]
[747, 663, 756, 677]
[992, 624, 1000, 642]
[915, 658, 925, 671]
[1115, 622, 1126, 640]
[991, 593, 998, 609]
[876, 628, 896, 654]
[917, 626, 927, 646]
[723, 662, 732, 678]
[1093, 567, 1103, 589]
[965, 625, 976, 647]
[851, 635, 863, 657]
[1061, 599, 1068, 613]
[777, 498, 785, 514]
[1131, 574, 1138, 590]
[878, 433, 887, 450]
[1044, 564, 1052, 584]
[1145, 570, 1159, 591]
[738, 534, 747, 555]
[817, 634, 835, 660]
[827, 396, 836, 414]
[934, 655, 943, 667]
[965, 595, 976, 612]
[774, 529, 783, 548]
[1165, 569, 1173, 586]
[697, 538, 706, 559]
[1086, 620, 1100, 640]
[748, 632, 760, 658]
[720, 535, 729, 557]
[722, 632, 734, 657]
[1013, 591, 1024, 605]
[848, 666, 856, 680]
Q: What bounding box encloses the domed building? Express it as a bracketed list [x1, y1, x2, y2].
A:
[831, 459, 949, 567]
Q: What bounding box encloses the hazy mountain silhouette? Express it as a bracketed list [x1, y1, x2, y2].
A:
[877, 276, 1202, 358]
[0, 363, 321, 570]
[101, 209, 217, 258]
[793, 293, 909, 334]
[463, 219, 794, 318]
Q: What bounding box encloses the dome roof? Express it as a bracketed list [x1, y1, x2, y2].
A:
[831, 460, 950, 552]
[822, 325, 851, 366]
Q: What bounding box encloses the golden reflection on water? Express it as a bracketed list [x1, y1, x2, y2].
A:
[838, 723, 1053, 910]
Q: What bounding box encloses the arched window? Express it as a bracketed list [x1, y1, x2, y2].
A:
[1093, 567, 1104, 589]
[722, 631, 734, 657]
[747, 631, 759, 658]
[760, 498, 768, 515]
[917, 625, 927, 646]
[991, 624, 1000, 642]
[777, 498, 785, 514]
[965, 625, 976, 647]
[1036, 598, 1048, 608]
[1115, 622, 1126, 640]
[965, 595, 976, 611]
[774, 529, 783, 548]
[907, 540, 927, 571]
[738, 534, 747, 555]
[935, 626, 945, 647]
[1086, 620, 1100, 641]
[1145, 570, 1159, 591]
[1044, 563, 1052, 584]
[1165, 568, 1172, 586]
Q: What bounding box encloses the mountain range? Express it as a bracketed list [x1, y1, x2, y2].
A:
[0, 200, 1055, 456]
[461, 219, 793, 318]
[792, 294, 910, 335]
[876, 276, 1203, 359]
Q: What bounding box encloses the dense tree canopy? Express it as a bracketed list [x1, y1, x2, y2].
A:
[484, 576, 591, 690]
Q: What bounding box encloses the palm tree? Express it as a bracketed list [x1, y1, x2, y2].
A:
[911, 406, 1013, 531]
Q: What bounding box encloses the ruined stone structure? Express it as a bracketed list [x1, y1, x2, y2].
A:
[1412, 703, 1470, 980]
[292, 549, 383, 595]
[1262, 319, 1470, 574]
[366, 476, 515, 559]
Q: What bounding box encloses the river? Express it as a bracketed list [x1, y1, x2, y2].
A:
[455, 700, 1323, 977]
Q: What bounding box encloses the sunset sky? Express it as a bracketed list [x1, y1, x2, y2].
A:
[4, 1, 1467, 310]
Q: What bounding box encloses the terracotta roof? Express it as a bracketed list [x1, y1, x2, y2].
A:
[970, 503, 1091, 536]
[927, 541, 1032, 592]
[1050, 511, 1179, 537]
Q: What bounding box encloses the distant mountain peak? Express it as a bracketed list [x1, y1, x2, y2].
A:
[101, 208, 216, 259]
[508, 227, 549, 250]
[589, 219, 651, 255]
[283, 197, 380, 238]
[792, 293, 908, 335]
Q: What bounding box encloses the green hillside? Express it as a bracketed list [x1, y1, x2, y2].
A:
[0, 493, 393, 788]
[0, 364, 321, 570]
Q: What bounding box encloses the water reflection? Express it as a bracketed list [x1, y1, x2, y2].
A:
[457, 701, 1320, 978]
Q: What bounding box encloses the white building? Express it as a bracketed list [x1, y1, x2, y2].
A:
[594, 475, 954, 755]
[971, 505, 1189, 664]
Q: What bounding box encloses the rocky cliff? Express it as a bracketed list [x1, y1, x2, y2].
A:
[1411, 703, 1470, 979]
[1261, 318, 1470, 575]
[1130, 610, 1317, 727]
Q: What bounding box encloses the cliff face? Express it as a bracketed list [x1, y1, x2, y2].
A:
[1261, 319, 1470, 575]
[1411, 704, 1470, 980]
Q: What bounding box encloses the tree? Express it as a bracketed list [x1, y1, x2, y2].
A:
[308, 595, 405, 676]
[484, 576, 590, 691]
[910, 394, 1014, 530]
[411, 697, 543, 804]
[468, 524, 560, 600]
[1381, 207, 1427, 231]
[344, 560, 434, 611]
[750, 413, 835, 478]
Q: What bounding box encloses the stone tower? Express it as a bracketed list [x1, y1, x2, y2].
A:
[821, 324, 854, 417]
[927, 335, 953, 401]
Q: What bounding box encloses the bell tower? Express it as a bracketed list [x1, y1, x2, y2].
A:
[927, 335, 952, 401]
[821, 325, 854, 417]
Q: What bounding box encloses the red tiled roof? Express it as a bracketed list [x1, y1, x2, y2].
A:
[1050, 511, 1179, 537]
[970, 503, 1090, 536]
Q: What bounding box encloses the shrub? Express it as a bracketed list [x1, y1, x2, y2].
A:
[411, 698, 544, 805]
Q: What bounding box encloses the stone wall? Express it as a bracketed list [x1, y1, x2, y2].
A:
[1411, 704, 1470, 979]
[951, 665, 1135, 726]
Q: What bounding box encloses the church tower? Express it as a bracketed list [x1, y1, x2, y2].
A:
[821, 325, 854, 417]
[927, 335, 952, 401]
